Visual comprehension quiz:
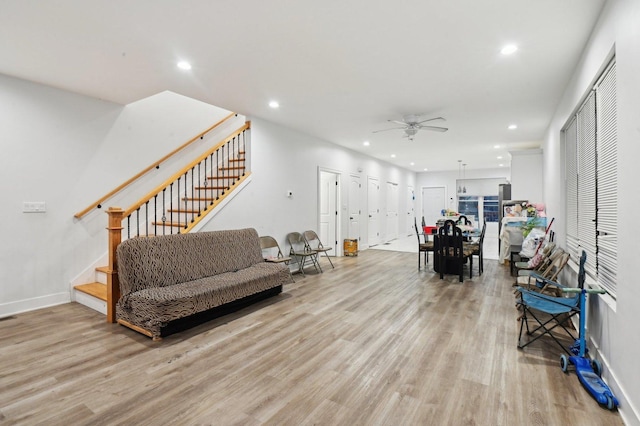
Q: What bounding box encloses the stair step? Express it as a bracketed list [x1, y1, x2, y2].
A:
[152, 221, 190, 228]
[195, 186, 225, 190]
[208, 175, 241, 180]
[74, 282, 107, 301]
[229, 158, 245, 162]
[182, 197, 218, 201]
[219, 166, 245, 170]
[166, 208, 201, 214]
[96, 266, 110, 274]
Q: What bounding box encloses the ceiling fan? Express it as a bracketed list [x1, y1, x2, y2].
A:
[373, 114, 448, 141]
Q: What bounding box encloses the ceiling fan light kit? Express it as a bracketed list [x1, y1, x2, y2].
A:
[373, 114, 448, 141]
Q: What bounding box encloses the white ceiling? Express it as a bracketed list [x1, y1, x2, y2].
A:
[0, 0, 605, 172]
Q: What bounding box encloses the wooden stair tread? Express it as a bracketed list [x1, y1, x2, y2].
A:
[219, 166, 245, 170]
[74, 282, 107, 301]
[182, 197, 217, 201]
[95, 266, 110, 273]
[166, 208, 201, 213]
[208, 175, 241, 180]
[152, 221, 190, 227]
[229, 158, 245, 162]
[195, 186, 225, 190]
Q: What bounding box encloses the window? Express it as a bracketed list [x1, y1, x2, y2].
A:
[458, 196, 478, 219]
[483, 196, 499, 222]
[458, 195, 499, 224]
[563, 58, 617, 297]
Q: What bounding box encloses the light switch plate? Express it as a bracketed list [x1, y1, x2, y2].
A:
[23, 201, 46, 213]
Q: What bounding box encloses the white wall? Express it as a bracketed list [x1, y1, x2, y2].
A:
[415, 167, 510, 217]
[509, 149, 543, 202]
[0, 74, 415, 315]
[200, 117, 417, 252]
[542, 0, 640, 423]
[0, 74, 241, 317]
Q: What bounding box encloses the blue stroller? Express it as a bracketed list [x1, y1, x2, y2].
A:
[517, 251, 618, 410]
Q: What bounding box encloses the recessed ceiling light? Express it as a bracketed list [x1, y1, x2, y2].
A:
[410, 162, 415, 166]
[423, 168, 428, 171]
[508, 124, 518, 130]
[497, 156, 503, 160]
[499, 163, 504, 167]
[177, 61, 192, 70]
[363, 141, 370, 146]
[501, 44, 518, 55]
[391, 154, 396, 158]
[268, 101, 279, 108]
[494, 145, 501, 149]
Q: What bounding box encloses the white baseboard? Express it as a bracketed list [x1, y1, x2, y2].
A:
[0, 292, 70, 319]
[589, 336, 639, 426]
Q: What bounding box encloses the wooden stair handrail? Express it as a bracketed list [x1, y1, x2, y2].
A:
[74, 112, 237, 219]
[123, 121, 250, 217]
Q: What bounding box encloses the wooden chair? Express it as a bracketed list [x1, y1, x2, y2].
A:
[259, 235, 295, 282]
[515, 250, 571, 295]
[514, 242, 557, 278]
[414, 218, 434, 269]
[436, 219, 474, 282]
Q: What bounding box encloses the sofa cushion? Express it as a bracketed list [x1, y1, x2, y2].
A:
[117, 228, 265, 297]
[117, 262, 289, 334]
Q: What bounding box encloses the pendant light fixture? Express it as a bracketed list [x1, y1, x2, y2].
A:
[457, 160, 462, 194]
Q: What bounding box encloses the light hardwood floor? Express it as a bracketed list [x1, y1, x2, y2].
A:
[0, 250, 623, 425]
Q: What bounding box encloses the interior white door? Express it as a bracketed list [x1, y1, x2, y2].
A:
[348, 174, 361, 241]
[407, 185, 415, 236]
[368, 177, 380, 246]
[385, 181, 398, 241]
[422, 186, 446, 227]
[319, 170, 338, 253]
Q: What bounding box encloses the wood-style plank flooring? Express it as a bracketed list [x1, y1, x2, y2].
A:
[0, 250, 623, 425]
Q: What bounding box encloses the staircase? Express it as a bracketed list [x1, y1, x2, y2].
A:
[73, 122, 250, 318]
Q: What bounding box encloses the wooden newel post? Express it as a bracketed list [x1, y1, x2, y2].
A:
[106, 207, 124, 323]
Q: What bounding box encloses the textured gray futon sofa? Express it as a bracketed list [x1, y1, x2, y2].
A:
[116, 228, 289, 340]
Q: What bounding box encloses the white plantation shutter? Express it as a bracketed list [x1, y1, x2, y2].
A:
[595, 61, 617, 295]
[577, 92, 597, 278]
[564, 118, 579, 257]
[563, 57, 617, 298]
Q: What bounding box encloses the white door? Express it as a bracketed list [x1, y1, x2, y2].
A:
[348, 175, 361, 241]
[422, 186, 446, 227]
[368, 176, 380, 246]
[407, 185, 415, 236]
[385, 182, 398, 241]
[319, 170, 338, 254]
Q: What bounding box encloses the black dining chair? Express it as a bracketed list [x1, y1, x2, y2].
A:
[437, 219, 474, 282]
[415, 218, 434, 269]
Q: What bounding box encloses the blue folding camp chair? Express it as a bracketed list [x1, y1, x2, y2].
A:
[516, 252, 583, 354]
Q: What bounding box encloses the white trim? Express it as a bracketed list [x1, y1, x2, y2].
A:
[0, 292, 70, 319]
[318, 167, 342, 256]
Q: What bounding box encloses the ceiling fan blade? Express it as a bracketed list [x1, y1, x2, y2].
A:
[420, 125, 448, 132]
[372, 127, 407, 133]
[388, 120, 408, 126]
[417, 116, 446, 124]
